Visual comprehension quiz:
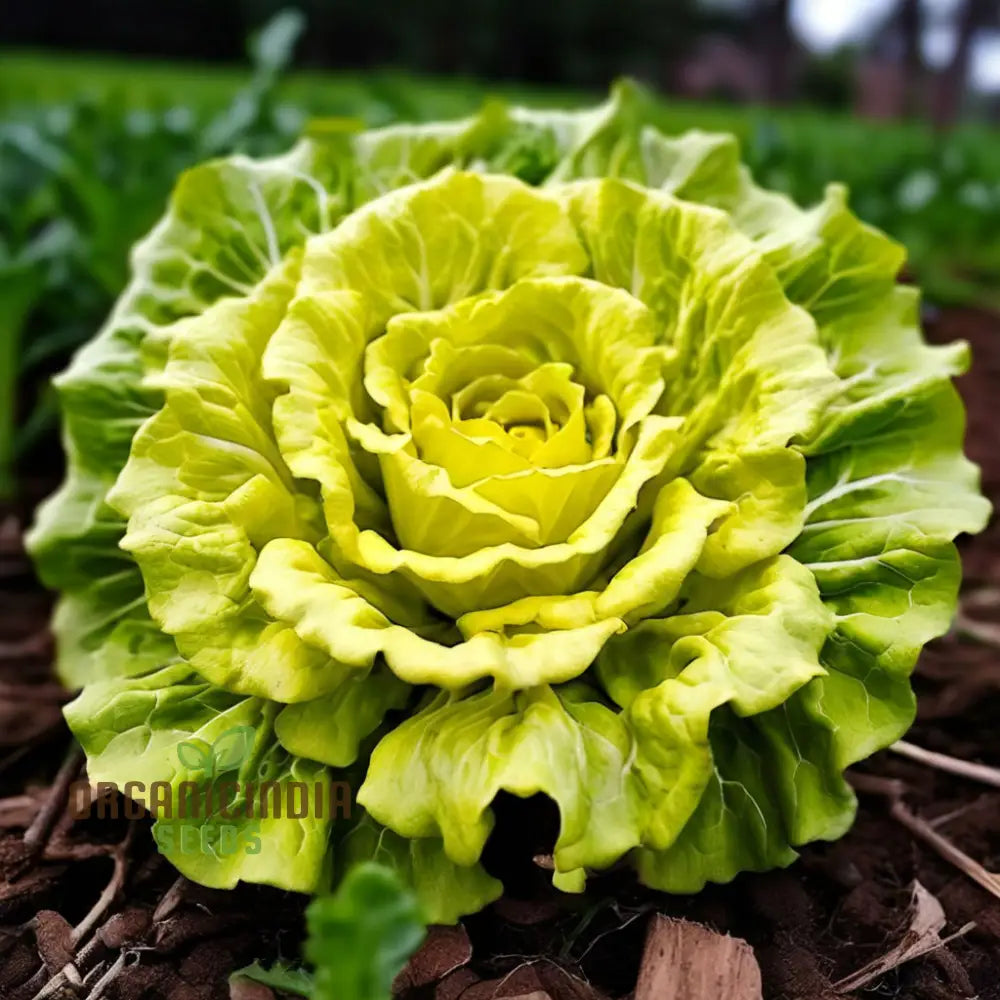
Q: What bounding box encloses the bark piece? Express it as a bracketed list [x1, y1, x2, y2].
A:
[98, 906, 152, 949]
[436, 967, 480, 1000]
[634, 915, 762, 1000]
[394, 924, 472, 992]
[33, 908, 74, 974]
[536, 965, 607, 1000]
[463, 967, 545, 1000]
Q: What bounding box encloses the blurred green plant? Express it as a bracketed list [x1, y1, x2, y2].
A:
[744, 114, 1000, 311]
[231, 862, 426, 1000]
[0, 9, 309, 499]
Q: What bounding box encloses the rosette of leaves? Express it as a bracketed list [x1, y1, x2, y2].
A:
[29, 84, 990, 921]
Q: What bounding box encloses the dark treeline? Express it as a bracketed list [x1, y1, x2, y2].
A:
[5, 1, 996, 117]
[2, 0, 738, 89]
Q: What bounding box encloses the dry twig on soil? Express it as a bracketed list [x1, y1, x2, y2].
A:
[834, 882, 974, 993]
[82, 950, 130, 1000]
[891, 738, 1000, 790]
[29, 823, 137, 1000]
[23, 744, 83, 855]
[851, 772, 1000, 901]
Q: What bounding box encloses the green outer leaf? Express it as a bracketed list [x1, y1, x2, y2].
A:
[106, 255, 356, 704]
[740, 169, 989, 777]
[338, 814, 502, 925]
[359, 685, 643, 877]
[26, 140, 351, 689]
[64, 664, 334, 893]
[360, 554, 830, 884]
[634, 707, 799, 891]
[274, 668, 410, 768]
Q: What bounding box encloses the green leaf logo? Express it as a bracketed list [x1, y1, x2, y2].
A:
[176, 726, 256, 779]
[212, 726, 256, 774]
[176, 740, 213, 774]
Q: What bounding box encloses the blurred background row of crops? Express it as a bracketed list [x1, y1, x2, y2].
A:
[2, 1, 1000, 500]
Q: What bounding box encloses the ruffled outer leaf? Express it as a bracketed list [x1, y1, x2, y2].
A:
[64, 665, 334, 893]
[338, 815, 502, 925]
[27, 141, 352, 688]
[359, 554, 831, 887]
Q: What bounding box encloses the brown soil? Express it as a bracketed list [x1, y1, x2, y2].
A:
[1, 306, 998, 1000]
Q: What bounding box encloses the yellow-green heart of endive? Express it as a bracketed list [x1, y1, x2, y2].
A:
[28, 83, 990, 922]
